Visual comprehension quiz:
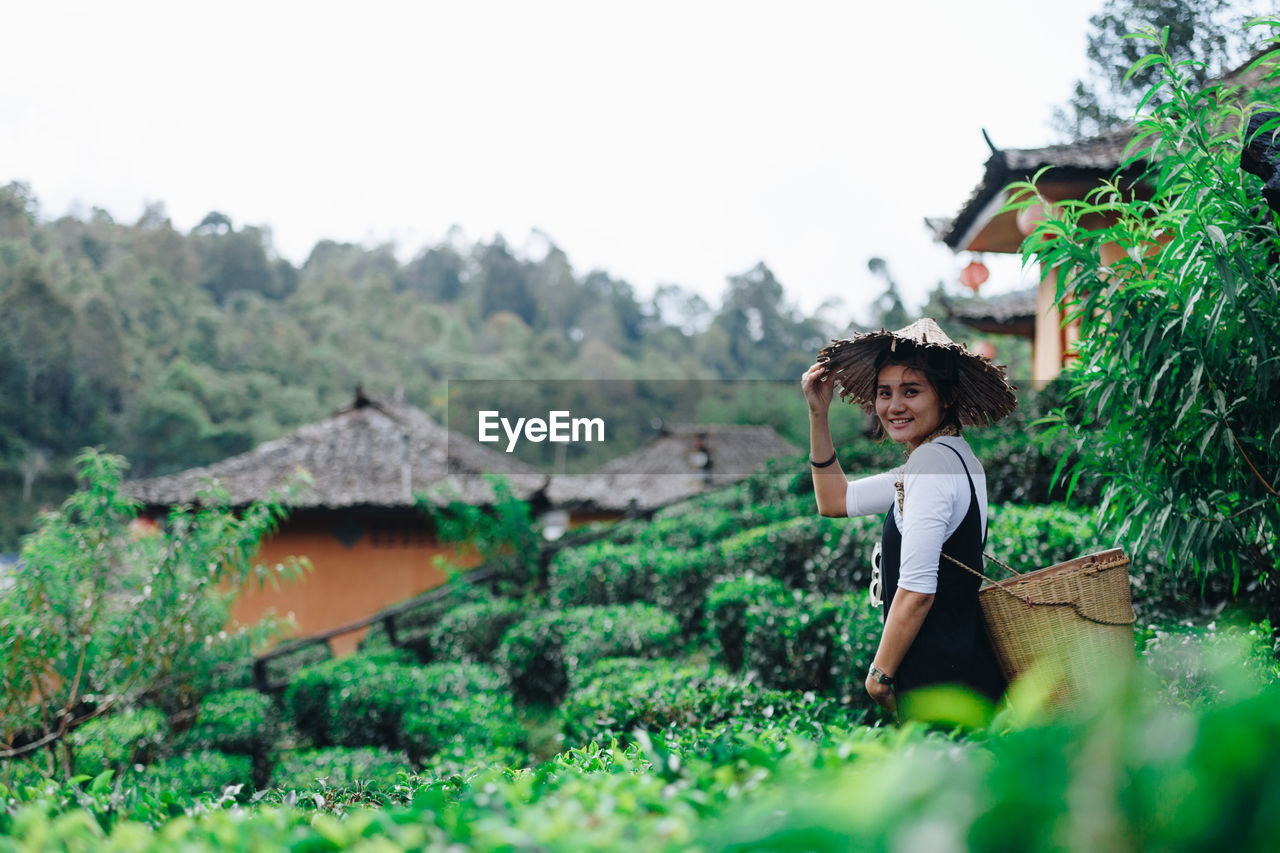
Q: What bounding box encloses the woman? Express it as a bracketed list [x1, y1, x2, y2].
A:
[800, 319, 1016, 713]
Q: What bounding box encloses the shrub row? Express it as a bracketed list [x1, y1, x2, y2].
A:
[141, 749, 254, 800]
[559, 657, 863, 750]
[550, 502, 1108, 642]
[548, 515, 882, 637]
[427, 598, 524, 664]
[282, 655, 522, 766]
[706, 576, 883, 702]
[270, 747, 412, 792]
[11, 673, 1280, 850]
[496, 603, 681, 705]
[70, 708, 167, 779]
[179, 689, 278, 788]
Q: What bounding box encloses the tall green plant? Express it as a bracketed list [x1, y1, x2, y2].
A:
[419, 474, 540, 588]
[1012, 28, 1280, 597]
[0, 449, 303, 775]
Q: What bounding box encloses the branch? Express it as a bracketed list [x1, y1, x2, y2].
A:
[1227, 425, 1279, 496]
[0, 699, 116, 760]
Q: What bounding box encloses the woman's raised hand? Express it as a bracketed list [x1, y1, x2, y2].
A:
[801, 362, 835, 414]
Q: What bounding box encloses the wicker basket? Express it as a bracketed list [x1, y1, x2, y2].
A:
[977, 548, 1135, 712]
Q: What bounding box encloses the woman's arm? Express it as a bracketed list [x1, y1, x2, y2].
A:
[866, 589, 935, 712]
[802, 363, 848, 517]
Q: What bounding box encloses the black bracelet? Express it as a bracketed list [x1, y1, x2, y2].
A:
[809, 450, 839, 468]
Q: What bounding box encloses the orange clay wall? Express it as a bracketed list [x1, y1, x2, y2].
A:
[228, 512, 477, 657]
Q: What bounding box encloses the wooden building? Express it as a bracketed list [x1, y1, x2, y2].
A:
[928, 127, 1143, 383]
[127, 391, 544, 655]
[929, 51, 1275, 383]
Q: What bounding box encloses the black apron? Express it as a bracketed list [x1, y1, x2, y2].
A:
[880, 442, 1005, 701]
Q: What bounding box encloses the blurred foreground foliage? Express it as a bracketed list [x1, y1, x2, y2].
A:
[1, 644, 1278, 851]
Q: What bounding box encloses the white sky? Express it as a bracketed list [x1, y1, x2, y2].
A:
[5, 0, 1105, 323]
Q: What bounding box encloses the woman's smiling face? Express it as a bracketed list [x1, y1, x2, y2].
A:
[875, 364, 945, 451]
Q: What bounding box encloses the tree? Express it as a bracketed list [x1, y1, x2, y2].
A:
[578, 270, 647, 346]
[399, 244, 465, 302]
[0, 181, 37, 239]
[652, 283, 712, 337]
[193, 224, 294, 303]
[1016, 31, 1280, 609]
[0, 261, 77, 448]
[867, 257, 911, 330]
[1053, 0, 1264, 140]
[475, 237, 536, 326]
[709, 262, 824, 379]
[193, 210, 233, 235]
[0, 450, 304, 776]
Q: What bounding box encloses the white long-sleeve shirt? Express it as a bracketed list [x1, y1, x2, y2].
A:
[845, 435, 988, 594]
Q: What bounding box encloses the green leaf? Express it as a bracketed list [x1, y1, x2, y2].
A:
[90, 768, 115, 793]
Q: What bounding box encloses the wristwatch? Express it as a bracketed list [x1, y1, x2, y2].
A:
[868, 664, 894, 686]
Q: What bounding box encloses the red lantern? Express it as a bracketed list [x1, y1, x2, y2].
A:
[959, 260, 989, 292]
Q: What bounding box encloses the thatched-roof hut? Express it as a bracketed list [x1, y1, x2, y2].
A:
[941, 286, 1038, 340]
[126, 390, 545, 655]
[546, 423, 800, 515]
[128, 389, 544, 510]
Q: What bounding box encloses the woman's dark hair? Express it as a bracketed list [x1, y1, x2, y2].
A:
[869, 343, 962, 440]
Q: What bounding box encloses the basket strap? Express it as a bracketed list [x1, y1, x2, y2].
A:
[982, 552, 1023, 578]
[941, 553, 1136, 626]
[942, 553, 1033, 604]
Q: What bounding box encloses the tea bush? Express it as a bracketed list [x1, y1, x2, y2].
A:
[709, 582, 883, 703]
[496, 603, 681, 705]
[705, 573, 792, 671]
[548, 539, 728, 638]
[179, 689, 276, 758]
[358, 578, 493, 657]
[1139, 617, 1280, 707]
[68, 708, 167, 779]
[743, 591, 861, 694]
[649, 545, 725, 637]
[559, 656, 863, 749]
[986, 502, 1100, 575]
[252, 639, 333, 691]
[140, 749, 253, 800]
[269, 746, 412, 792]
[177, 689, 278, 788]
[282, 649, 416, 746]
[401, 690, 525, 767]
[0, 756, 53, 792]
[5, 661, 1280, 850]
[426, 598, 524, 664]
[716, 514, 881, 594]
[326, 662, 508, 753]
[700, 677, 1280, 852]
[546, 540, 655, 608]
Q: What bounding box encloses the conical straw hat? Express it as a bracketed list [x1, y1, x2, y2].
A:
[817, 318, 1017, 426]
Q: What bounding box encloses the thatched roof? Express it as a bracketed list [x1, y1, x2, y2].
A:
[941, 286, 1038, 337]
[930, 48, 1279, 254]
[546, 423, 800, 512]
[930, 126, 1143, 253]
[126, 391, 546, 509]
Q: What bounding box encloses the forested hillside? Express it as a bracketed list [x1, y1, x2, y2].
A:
[0, 182, 1027, 547]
